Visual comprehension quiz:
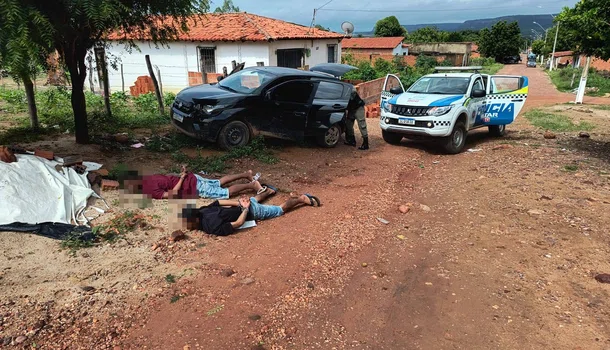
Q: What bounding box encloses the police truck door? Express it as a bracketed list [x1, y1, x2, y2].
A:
[380, 74, 405, 111]
[484, 75, 528, 125]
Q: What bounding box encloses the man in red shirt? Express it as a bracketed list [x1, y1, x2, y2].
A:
[124, 168, 263, 200]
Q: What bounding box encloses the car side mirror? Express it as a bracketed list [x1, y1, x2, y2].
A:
[472, 89, 486, 98]
[390, 86, 404, 94]
[216, 76, 223, 82]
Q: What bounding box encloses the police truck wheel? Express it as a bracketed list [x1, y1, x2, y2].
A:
[443, 121, 467, 154]
[382, 130, 402, 145]
[488, 124, 506, 137]
[218, 120, 250, 150]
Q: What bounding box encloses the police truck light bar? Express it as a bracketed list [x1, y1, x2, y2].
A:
[433, 66, 483, 73]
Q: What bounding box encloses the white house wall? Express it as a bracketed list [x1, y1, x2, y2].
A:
[98, 38, 342, 93]
[101, 41, 270, 93]
[268, 39, 342, 67]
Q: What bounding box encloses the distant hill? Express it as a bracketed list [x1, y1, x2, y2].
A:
[355, 14, 556, 38]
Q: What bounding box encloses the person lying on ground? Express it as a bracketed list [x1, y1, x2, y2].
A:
[121, 167, 264, 200]
[181, 186, 321, 236]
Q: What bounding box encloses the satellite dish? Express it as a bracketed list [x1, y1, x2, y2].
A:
[341, 21, 354, 37]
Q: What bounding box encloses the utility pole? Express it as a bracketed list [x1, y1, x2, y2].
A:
[550, 22, 560, 71]
[575, 56, 591, 104]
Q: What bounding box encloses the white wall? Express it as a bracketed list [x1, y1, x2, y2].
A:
[100, 40, 270, 93]
[268, 39, 342, 67]
[97, 38, 342, 93]
[392, 45, 408, 56]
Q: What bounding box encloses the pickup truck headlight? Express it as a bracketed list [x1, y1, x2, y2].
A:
[383, 103, 393, 113]
[427, 106, 452, 116]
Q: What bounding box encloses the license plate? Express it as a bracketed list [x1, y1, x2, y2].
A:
[398, 118, 415, 125]
[172, 113, 184, 123]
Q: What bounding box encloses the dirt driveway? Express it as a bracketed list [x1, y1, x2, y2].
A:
[2, 63, 609, 350]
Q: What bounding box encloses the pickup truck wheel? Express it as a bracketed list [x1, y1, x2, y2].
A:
[443, 121, 467, 154]
[317, 123, 341, 148]
[382, 130, 403, 145]
[488, 124, 506, 137]
[218, 120, 250, 150]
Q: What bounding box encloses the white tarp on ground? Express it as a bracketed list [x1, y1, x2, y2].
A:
[0, 155, 96, 225]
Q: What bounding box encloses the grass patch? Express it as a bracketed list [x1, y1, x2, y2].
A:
[170, 136, 278, 173]
[524, 109, 595, 132]
[170, 295, 183, 303]
[60, 210, 151, 254]
[165, 274, 176, 283]
[480, 63, 504, 75]
[0, 126, 54, 144]
[591, 104, 610, 111]
[548, 67, 610, 96]
[206, 304, 224, 316]
[0, 86, 174, 137]
[564, 164, 579, 172]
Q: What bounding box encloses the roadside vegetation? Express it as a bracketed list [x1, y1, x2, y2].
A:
[0, 87, 175, 144]
[342, 54, 503, 89]
[548, 67, 610, 97]
[524, 109, 595, 132]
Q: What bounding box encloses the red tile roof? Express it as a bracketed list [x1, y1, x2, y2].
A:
[553, 51, 574, 57]
[108, 13, 344, 42]
[341, 37, 405, 50]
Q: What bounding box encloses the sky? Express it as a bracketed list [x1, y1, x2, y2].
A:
[230, 0, 579, 32]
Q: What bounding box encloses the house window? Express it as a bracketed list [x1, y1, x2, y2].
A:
[199, 47, 216, 73]
[327, 45, 337, 63]
[277, 49, 304, 68]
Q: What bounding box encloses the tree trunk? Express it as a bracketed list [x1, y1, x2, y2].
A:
[96, 47, 112, 118]
[145, 55, 164, 116]
[66, 51, 89, 144]
[21, 74, 39, 129]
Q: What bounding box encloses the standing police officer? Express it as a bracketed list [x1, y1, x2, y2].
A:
[344, 86, 369, 150]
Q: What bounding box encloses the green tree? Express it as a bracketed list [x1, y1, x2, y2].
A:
[557, 0, 610, 60]
[314, 24, 329, 31]
[374, 16, 407, 37]
[408, 27, 448, 43]
[542, 24, 573, 54]
[478, 21, 522, 62]
[531, 39, 547, 55]
[456, 29, 480, 43]
[0, 0, 53, 129]
[214, 0, 240, 13]
[16, 0, 209, 144]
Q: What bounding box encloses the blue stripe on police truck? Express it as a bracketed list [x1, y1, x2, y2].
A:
[428, 95, 463, 107]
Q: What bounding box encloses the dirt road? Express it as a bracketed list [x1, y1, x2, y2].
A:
[117, 64, 610, 350]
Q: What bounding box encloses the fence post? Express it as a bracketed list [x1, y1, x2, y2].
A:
[145, 54, 164, 115]
[95, 46, 112, 118]
[87, 56, 94, 92]
[155, 65, 163, 97]
[120, 63, 125, 93]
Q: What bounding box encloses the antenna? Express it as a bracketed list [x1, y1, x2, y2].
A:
[341, 21, 354, 37]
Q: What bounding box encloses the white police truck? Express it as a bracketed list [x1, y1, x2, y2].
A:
[379, 66, 528, 153]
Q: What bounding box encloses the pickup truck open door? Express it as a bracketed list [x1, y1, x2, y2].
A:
[380, 74, 405, 111]
[483, 75, 528, 125]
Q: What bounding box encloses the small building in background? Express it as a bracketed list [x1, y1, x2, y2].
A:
[341, 37, 408, 63]
[407, 42, 473, 66]
[102, 13, 345, 93]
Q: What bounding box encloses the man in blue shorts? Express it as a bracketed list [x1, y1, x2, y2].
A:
[181, 187, 321, 236]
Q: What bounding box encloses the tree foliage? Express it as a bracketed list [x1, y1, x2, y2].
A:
[13, 0, 209, 143]
[478, 21, 522, 62]
[374, 16, 407, 37]
[408, 27, 447, 43]
[558, 0, 610, 60]
[214, 0, 240, 13]
[0, 0, 54, 128]
[314, 24, 329, 32]
[531, 39, 546, 55]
